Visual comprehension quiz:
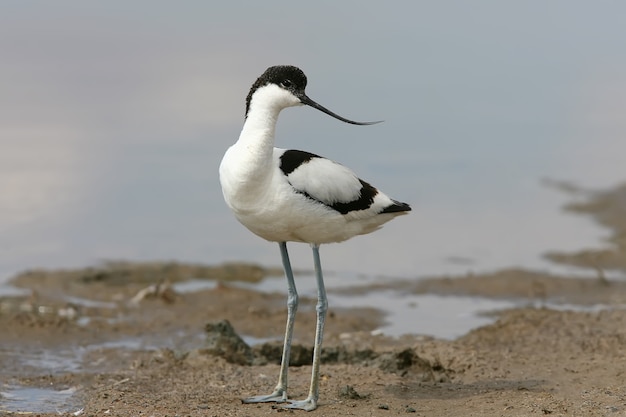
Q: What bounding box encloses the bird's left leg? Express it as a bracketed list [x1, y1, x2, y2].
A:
[283, 243, 327, 411]
[243, 241, 297, 404]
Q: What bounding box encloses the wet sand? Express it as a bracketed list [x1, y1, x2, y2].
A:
[1, 182, 625, 416]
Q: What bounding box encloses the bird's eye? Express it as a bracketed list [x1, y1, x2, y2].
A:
[281, 79, 292, 88]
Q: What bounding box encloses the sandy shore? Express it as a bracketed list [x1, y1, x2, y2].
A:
[1, 261, 625, 417]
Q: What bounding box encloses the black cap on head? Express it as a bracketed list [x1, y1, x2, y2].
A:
[245, 65, 382, 126]
[246, 66, 307, 115]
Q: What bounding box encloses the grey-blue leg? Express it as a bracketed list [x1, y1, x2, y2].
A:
[242, 241, 298, 404]
[283, 243, 327, 411]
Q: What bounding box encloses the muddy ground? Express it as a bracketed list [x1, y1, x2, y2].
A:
[1, 182, 625, 417]
[2, 262, 626, 417]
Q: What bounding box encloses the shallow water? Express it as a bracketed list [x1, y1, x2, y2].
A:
[2, 2, 626, 289]
[213, 272, 624, 339]
[0, 385, 82, 415]
[178, 274, 517, 339]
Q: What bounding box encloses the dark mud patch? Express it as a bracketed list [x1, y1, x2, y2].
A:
[201, 319, 446, 381]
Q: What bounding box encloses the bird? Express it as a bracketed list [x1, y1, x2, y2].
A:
[219, 65, 411, 411]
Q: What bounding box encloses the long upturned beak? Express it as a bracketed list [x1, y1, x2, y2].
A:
[299, 94, 382, 126]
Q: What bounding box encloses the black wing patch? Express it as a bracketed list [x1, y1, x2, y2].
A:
[280, 150, 321, 175]
[329, 179, 378, 214]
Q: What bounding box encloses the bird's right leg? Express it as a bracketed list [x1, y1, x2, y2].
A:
[242, 241, 298, 404]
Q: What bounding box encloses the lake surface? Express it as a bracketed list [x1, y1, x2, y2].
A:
[2, 2, 626, 287]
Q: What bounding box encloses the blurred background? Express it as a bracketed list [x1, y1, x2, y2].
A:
[2, 1, 626, 285]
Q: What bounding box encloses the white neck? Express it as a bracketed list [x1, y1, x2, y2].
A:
[238, 84, 301, 152]
[237, 103, 280, 160]
[219, 84, 302, 206]
[232, 84, 302, 171]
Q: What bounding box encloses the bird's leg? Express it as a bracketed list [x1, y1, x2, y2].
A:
[243, 241, 298, 404]
[283, 243, 327, 411]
